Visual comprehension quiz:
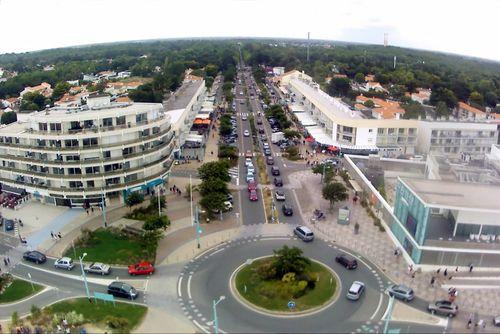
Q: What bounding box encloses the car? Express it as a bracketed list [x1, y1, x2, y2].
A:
[242, 115, 248, 121]
[23, 251, 47, 264]
[335, 254, 358, 270]
[212, 201, 233, 213]
[258, 127, 265, 134]
[282, 204, 294, 216]
[346, 281, 365, 301]
[294, 226, 314, 242]
[107, 281, 138, 300]
[249, 189, 258, 201]
[246, 174, 255, 183]
[428, 300, 458, 317]
[245, 158, 253, 166]
[262, 142, 270, 148]
[271, 127, 279, 133]
[247, 180, 257, 192]
[264, 149, 272, 156]
[266, 156, 274, 165]
[387, 284, 414, 301]
[4, 219, 14, 231]
[256, 118, 263, 125]
[247, 165, 256, 174]
[275, 190, 286, 201]
[494, 315, 500, 327]
[226, 193, 234, 203]
[274, 177, 283, 187]
[245, 150, 253, 158]
[84, 262, 111, 275]
[128, 261, 155, 276]
[54, 257, 75, 270]
[271, 166, 280, 176]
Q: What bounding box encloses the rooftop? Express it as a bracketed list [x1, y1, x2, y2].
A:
[401, 177, 500, 212]
[164, 80, 204, 111]
[458, 102, 485, 115]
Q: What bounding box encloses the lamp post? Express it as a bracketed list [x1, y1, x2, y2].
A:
[212, 295, 226, 334]
[157, 184, 162, 217]
[195, 205, 201, 249]
[79, 252, 90, 300]
[101, 191, 107, 227]
[383, 295, 396, 333]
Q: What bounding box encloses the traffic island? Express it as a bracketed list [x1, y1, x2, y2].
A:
[0, 274, 44, 304]
[231, 246, 339, 316]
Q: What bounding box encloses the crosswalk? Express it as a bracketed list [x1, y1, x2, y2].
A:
[228, 167, 239, 179]
[237, 152, 282, 157]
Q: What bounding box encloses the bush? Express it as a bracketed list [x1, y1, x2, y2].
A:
[257, 261, 277, 280]
[281, 272, 296, 283]
[125, 192, 144, 209]
[143, 215, 170, 230]
[291, 280, 308, 298]
[105, 315, 129, 329]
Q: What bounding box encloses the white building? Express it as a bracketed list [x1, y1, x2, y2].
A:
[0, 95, 175, 206]
[272, 67, 285, 76]
[117, 71, 132, 78]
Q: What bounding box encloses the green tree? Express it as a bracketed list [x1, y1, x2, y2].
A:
[51, 82, 71, 101]
[143, 215, 170, 230]
[402, 101, 425, 119]
[273, 245, 311, 277]
[435, 101, 451, 118]
[327, 77, 351, 97]
[282, 129, 301, 140]
[199, 177, 228, 197]
[1, 111, 17, 125]
[322, 182, 348, 209]
[354, 72, 365, 83]
[363, 99, 375, 108]
[198, 161, 230, 182]
[20, 92, 47, 111]
[484, 91, 498, 107]
[149, 195, 166, 210]
[125, 192, 144, 210]
[199, 192, 226, 215]
[139, 229, 163, 258]
[469, 91, 484, 106]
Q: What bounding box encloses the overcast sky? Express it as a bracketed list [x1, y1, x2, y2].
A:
[1, 0, 499, 61]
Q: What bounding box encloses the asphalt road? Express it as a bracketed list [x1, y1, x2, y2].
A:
[178, 236, 445, 333]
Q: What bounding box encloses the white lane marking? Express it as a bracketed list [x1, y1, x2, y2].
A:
[193, 320, 209, 333]
[259, 237, 291, 241]
[370, 293, 384, 320]
[187, 275, 193, 299]
[177, 276, 183, 297]
[210, 248, 224, 256]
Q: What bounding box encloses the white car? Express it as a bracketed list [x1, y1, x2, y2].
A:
[246, 174, 255, 183]
[275, 190, 286, 201]
[244, 130, 250, 137]
[242, 115, 248, 121]
[346, 281, 365, 301]
[245, 158, 253, 166]
[247, 166, 255, 174]
[54, 257, 75, 271]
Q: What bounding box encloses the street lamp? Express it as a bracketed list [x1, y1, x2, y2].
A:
[212, 295, 225, 334]
[101, 191, 107, 228]
[79, 252, 90, 300]
[194, 205, 201, 249]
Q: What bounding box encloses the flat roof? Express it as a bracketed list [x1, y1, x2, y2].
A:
[400, 178, 500, 212]
[164, 80, 203, 111]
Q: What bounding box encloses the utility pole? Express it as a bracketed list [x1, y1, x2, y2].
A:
[195, 205, 201, 249]
[101, 191, 107, 227]
[306, 32, 310, 62]
[383, 295, 396, 333]
[157, 185, 161, 217]
[190, 175, 194, 226]
[212, 296, 226, 334]
[79, 253, 90, 300]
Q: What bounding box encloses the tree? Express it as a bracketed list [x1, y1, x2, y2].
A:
[143, 215, 170, 230]
[273, 245, 311, 277]
[139, 229, 163, 259]
[51, 82, 71, 101]
[484, 91, 498, 107]
[402, 101, 425, 119]
[363, 99, 375, 108]
[430, 88, 457, 109]
[469, 91, 484, 106]
[1, 111, 17, 125]
[20, 92, 47, 111]
[198, 161, 230, 182]
[150, 195, 166, 210]
[199, 177, 228, 197]
[354, 72, 365, 83]
[199, 192, 226, 216]
[282, 129, 301, 140]
[435, 101, 451, 118]
[125, 192, 144, 210]
[322, 182, 348, 209]
[327, 77, 351, 97]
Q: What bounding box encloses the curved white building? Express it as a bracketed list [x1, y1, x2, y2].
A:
[0, 95, 175, 207]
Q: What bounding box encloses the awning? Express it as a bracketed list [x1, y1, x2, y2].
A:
[327, 146, 339, 151]
[195, 113, 211, 119]
[305, 137, 314, 142]
[185, 134, 204, 143]
[193, 119, 204, 125]
[1, 183, 26, 196]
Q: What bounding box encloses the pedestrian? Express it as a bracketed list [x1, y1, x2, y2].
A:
[178, 189, 182, 196]
[411, 272, 415, 279]
[444, 268, 448, 277]
[467, 316, 473, 329]
[7, 257, 10, 265]
[57, 232, 62, 239]
[430, 276, 435, 287]
[469, 264, 474, 273]
[50, 231, 54, 239]
[2, 258, 6, 266]
[86, 209, 89, 215]
[91, 207, 94, 213]
[455, 266, 459, 272]
[437, 268, 441, 275]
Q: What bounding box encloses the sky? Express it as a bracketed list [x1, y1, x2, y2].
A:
[0, 0, 499, 61]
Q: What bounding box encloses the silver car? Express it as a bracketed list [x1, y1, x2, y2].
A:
[54, 257, 75, 271]
[387, 284, 414, 301]
[84, 262, 111, 275]
[347, 281, 365, 301]
[428, 300, 458, 317]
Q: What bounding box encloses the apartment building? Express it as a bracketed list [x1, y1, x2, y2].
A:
[0, 95, 175, 206]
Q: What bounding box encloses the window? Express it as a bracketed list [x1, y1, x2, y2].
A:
[343, 126, 353, 134]
[70, 121, 82, 130]
[69, 181, 83, 188]
[82, 138, 98, 146]
[122, 147, 134, 156]
[65, 139, 79, 147]
[408, 128, 416, 135]
[37, 139, 46, 147]
[152, 126, 160, 134]
[116, 116, 126, 126]
[388, 128, 395, 135]
[368, 129, 373, 133]
[136, 113, 147, 123]
[53, 167, 64, 175]
[66, 155, 80, 161]
[83, 120, 94, 128]
[50, 123, 61, 132]
[398, 128, 405, 134]
[102, 118, 113, 127]
[85, 166, 100, 174]
[86, 180, 95, 188]
[68, 168, 82, 175]
[103, 151, 111, 159]
[378, 128, 385, 135]
[141, 129, 150, 137]
[38, 123, 48, 131]
[49, 140, 62, 147]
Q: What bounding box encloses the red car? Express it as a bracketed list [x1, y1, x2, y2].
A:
[249, 189, 258, 201]
[248, 181, 257, 192]
[128, 261, 155, 276]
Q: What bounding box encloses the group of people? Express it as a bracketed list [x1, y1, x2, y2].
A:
[0, 256, 11, 274]
[50, 231, 62, 240]
[169, 185, 182, 196]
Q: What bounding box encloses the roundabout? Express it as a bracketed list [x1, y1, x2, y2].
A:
[177, 234, 394, 333]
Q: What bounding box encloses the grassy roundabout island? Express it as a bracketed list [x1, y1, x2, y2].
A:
[235, 246, 337, 313]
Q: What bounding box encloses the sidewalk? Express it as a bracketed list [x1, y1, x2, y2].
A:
[292, 169, 500, 322]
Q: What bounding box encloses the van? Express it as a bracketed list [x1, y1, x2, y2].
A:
[294, 226, 314, 242]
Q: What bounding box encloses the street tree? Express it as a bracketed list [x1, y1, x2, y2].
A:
[199, 177, 228, 197]
[469, 91, 484, 106]
[363, 99, 375, 108]
[435, 101, 451, 118]
[125, 192, 144, 210]
[283, 129, 301, 140]
[199, 192, 226, 216]
[198, 161, 230, 182]
[322, 182, 348, 209]
[273, 245, 311, 277]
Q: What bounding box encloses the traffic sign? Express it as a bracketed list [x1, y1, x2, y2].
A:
[287, 300, 296, 309]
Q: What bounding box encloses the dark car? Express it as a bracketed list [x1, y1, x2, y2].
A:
[258, 127, 265, 134]
[4, 219, 14, 231]
[274, 177, 283, 187]
[271, 166, 280, 176]
[264, 149, 272, 156]
[266, 156, 274, 165]
[282, 204, 293, 216]
[107, 281, 138, 300]
[23, 251, 47, 264]
[335, 254, 358, 269]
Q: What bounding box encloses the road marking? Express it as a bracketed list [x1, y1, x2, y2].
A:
[192, 320, 209, 333]
[187, 275, 193, 299]
[177, 276, 183, 297]
[210, 248, 224, 256]
[370, 293, 384, 320]
[260, 237, 291, 241]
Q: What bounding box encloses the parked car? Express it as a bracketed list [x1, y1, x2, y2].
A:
[107, 281, 138, 300]
[266, 156, 274, 165]
[54, 257, 75, 270]
[128, 261, 155, 276]
[249, 189, 258, 201]
[346, 281, 365, 301]
[274, 177, 283, 187]
[242, 114, 247, 120]
[387, 284, 414, 301]
[335, 254, 358, 270]
[248, 181, 257, 192]
[247, 165, 256, 174]
[226, 193, 234, 204]
[212, 201, 233, 213]
[294, 226, 314, 242]
[428, 300, 458, 317]
[23, 251, 47, 264]
[494, 316, 500, 327]
[271, 166, 280, 176]
[275, 190, 286, 201]
[258, 127, 265, 134]
[84, 262, 111, 275]
[4, 219, 14, 231]
[243, 130, 250, 137]
[256, 118, 263, 125]
[282, 204, 294, 216]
